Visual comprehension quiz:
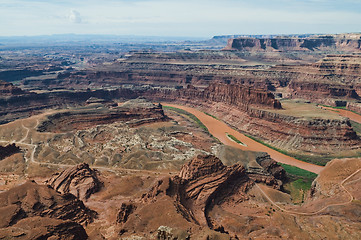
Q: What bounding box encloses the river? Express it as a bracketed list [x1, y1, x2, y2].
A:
[164, 103, 324, 174]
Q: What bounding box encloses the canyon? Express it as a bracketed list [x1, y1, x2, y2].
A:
[0, 33, 361, 239]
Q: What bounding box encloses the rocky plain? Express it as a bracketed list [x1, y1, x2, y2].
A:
[0, 33, 361, 239]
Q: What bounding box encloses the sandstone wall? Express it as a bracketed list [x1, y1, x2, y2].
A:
[289, 81, 360, 100]
[225, 37, 361, 52]
[143, 83, 282, 110]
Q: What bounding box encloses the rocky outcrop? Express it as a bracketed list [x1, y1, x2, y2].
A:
[0, 88, 139, 125]
[0, 180, 97, 239]
[0, 180, 96, 227]
[116, 203, 137, 224]
[0, 69, 43, 82]
[118, 154, 286, 238]
[256, 153, 286, 181]
[156, 226, 190, 240]
[0, 80, 24, 96]
[46, 163, 102, 201]
[204, 83, 282, 109]
[272, 55, 361, 101]
[225, 36, 361, 52]
[86, 97, 117, 107]
[0, 217, 88, 240]
[214, 146, 286, 189]
[246, 152, 286, 189]
[141, 155, 253, 227]
[0, 144, 21, 160]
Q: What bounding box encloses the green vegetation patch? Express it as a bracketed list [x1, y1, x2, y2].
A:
[203, 112, 219, 120]
[163, 106, 209, 133]
[226, 133, 244, 145]
[350, 120, 361, 136]
[279, 163, 317, 204]
[279, 163, 317, 179]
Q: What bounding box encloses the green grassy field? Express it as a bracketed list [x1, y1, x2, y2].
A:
[279, 163, 318, 179]
[279, 163, 318, 204]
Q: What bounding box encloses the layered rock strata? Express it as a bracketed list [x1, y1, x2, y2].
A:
[0, 180, 96, 226]
[238, 105, 359, 156]
[0, 88, 139, 124]
[118, 154, 288, 238]
[1, 82, 359, 155]
[37, 98, 168, 132]
[46, 163, 102, 201]
[144, 83, 281, 110]
[0, 180, 97, 239]
[225, 36, 361, 52]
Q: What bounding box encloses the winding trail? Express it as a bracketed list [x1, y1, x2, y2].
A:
[164, 103, 324, 174]
[255, 168, 361, 216]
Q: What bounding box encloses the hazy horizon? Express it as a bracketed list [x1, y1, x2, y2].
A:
[1, 0, 360, 38]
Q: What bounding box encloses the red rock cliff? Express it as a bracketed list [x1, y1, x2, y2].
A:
[225, 36, 361, 52]
[145, 83, 282, 110]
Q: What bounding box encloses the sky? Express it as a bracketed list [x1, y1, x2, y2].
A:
[0, 0, 360, 38]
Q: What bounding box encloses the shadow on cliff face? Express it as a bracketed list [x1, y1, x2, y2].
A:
[116, 154, 285, 239]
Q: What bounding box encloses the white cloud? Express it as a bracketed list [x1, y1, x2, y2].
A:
[0, 0, 360, 36]
[68, 9, 82, 23]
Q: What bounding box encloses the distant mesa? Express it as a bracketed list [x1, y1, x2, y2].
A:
[225, 34, 361, 52]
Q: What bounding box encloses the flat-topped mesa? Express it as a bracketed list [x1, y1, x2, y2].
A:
[225, 36, 361, 52]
